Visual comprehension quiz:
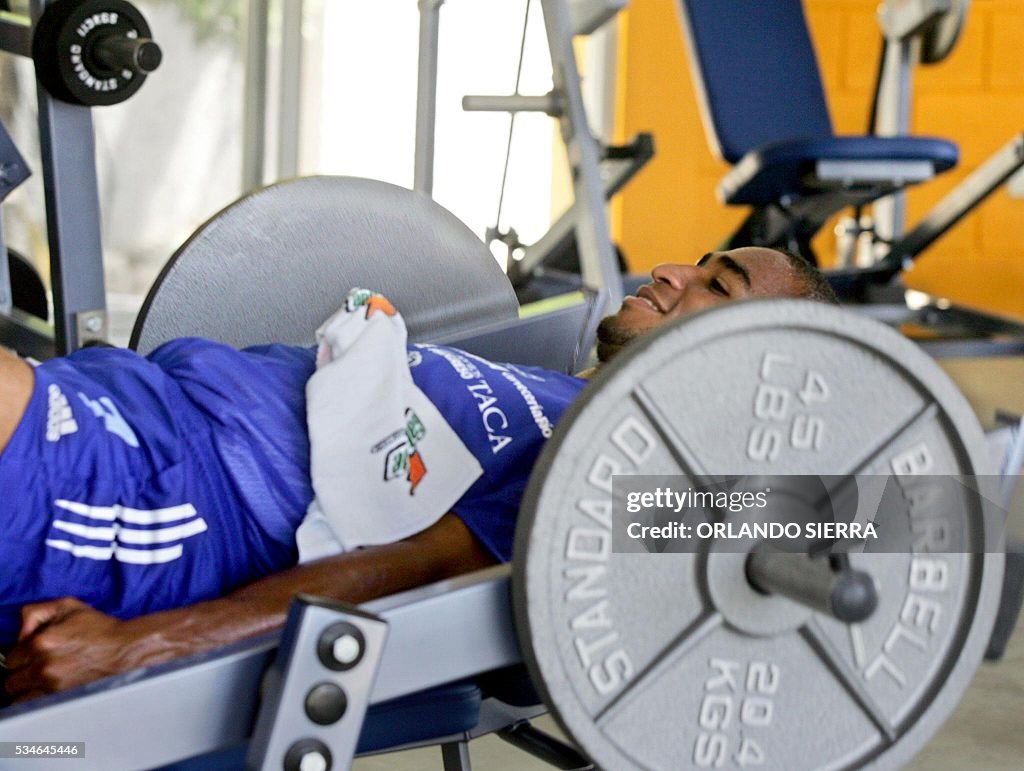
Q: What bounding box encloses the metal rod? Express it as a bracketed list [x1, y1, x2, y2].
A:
[491, 0, 534, 239]
[871, 39, 918, 246]
[462, 93, 561, 115]
[277, 0, 304, 179]
[33, 0, 107, 357]
[872, 0, 952, 248]
[242, 0, 270, 191]
[441, 741, 473, 771]
[514, 139, 653, 280]
[0, 218, 9, 315]
[414, 0, 445, 196]
[746, 548, 878, 623]
[539, 0, 623, 336]
[888, 132, 1024, 266]
[498, 721, 593, 770]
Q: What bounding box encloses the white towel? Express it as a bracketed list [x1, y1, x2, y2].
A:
[297, 289, 483, 560]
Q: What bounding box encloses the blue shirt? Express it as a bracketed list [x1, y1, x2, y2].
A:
[0, 339, 586, 643]
[408, 344, 586, 560]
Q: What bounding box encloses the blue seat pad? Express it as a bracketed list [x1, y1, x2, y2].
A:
[721, 135, 958, 204]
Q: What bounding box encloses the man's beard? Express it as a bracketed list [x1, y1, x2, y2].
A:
[595, 314, 643, 363]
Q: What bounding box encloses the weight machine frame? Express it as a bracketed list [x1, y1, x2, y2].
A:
[816, 0, 1024, 353]
[413, 0, 641, 353]
[844, 0, 1024, 283]
[0, 0, 110, 359]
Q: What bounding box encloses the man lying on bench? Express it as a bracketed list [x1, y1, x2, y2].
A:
[0, 248, 836, 702]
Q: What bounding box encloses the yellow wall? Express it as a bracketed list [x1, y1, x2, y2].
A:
[614, 0, 1024, 318]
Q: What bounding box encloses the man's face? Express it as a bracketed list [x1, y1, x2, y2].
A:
[596, 246, 806, 362]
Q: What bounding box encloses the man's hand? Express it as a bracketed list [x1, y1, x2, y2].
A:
[2, 513, 496, 701]
[4, 599, 145, 701]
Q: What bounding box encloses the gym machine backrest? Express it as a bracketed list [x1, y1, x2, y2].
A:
[1, 175, 592, 770]
[676, 0, 958, 263]
[677, 0, 1024, 343]
[130, 174, 593, 763]
[130, 176, 519, 353]
[131, 175, 598, 375]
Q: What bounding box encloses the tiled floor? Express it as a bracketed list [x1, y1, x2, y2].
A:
[907, 622, 1024, 770]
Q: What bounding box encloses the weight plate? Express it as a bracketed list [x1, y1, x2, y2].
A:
[513, 300, 1003, 770]
[33, 0, 156, 107]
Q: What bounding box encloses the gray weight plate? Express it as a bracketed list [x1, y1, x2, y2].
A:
[513, 300, 1003, 771]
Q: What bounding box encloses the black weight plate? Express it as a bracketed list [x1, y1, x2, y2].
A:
[33, 0, 154, 106]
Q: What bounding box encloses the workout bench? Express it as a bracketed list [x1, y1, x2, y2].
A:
[677, 0, 957, 264]
[0, 178, 1019, 771]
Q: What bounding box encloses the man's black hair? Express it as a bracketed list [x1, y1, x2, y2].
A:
[772, 247, 840, 305]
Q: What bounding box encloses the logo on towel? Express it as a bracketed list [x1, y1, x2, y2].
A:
[46, 384, 78, 442]
[345, 288, 397, 319]
[372, 408, 428, 495]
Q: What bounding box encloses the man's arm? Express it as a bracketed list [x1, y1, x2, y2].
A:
[3, 513, 495, 701]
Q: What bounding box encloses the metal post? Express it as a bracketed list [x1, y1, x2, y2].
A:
[580, 10, 620, 144]
[441, 742, 473, 771]
[35, 95, 107, 353]
[746, 548, 879, 623]
[33, 0, 106, 354]
[539, 0, 623, 323]
[243, 0, 270, 191]
[414, 0, 445, 196]
[0, 218, 9, 315]
[872, 0, 951, 250]
[872, 37, 918, 249]
[277, 0, 304, 179]
[462, 94, 561, 114]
